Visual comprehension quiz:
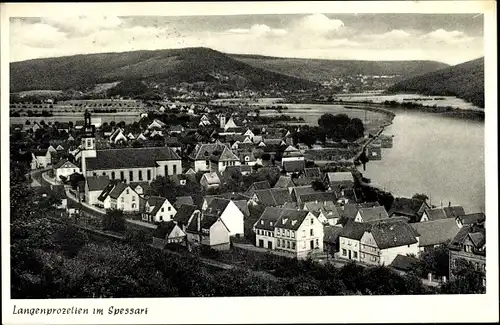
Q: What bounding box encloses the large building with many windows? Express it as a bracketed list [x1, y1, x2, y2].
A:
[80, 111, 182, 184]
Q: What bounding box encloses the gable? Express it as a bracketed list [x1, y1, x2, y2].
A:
[360, 231, 377, 247]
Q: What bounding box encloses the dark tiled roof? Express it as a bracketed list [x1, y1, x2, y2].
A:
[252, 181, 271, 190]
[468, 232, 485, 248]
[109, 182, 129, 199]
[410, 218, 461, 247]
[390, 254, 420, 272]
[98, 182, 115, 201]
[53, 159, 77, 169]
[324, 225, 344, 244]
[357, 206, 389, 222]
[339, 220, 372, 240]
[129, 182, 153, 196]
[86, 146, 180, 170]
[275, 209, 310, 231]
[457, 213, 486, 225]
[146, 196, 168, 216]
[369, 221, 418, 249]
[206, 197, 231, 216]
[283, 160, 306, 173]
[86, 175, 110, 191]
[175, 196, 194, 207]
[389, 197, 427, 218]
[254, 207, 283, 231]
[174, 204, 199, 226]
[153, 221, 178, 239]
[292, 176, 315, 187]
[298, 192, 337, 204]
[449, 223, 485, 251]
[304, 167, 321, 178]
[443, 206, 466, 218]
[423, 208, 446, 221]
[274, 176, 293, 188]
[233, 200, 250, 217]
[253, 188, 293, 206]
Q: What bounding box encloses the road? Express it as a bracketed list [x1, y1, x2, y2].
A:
[28, 167, 50, 187]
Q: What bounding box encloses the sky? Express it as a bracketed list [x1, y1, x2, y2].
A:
[9, 13, 484, 65]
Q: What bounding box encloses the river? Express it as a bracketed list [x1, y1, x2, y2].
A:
[358, 109, 484, 214]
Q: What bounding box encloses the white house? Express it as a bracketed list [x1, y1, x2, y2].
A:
[148, 119, 166, 130]
[185, 213, 231, 250]
[109, 128, 128, 143]
[338, 221, 372, 262]
[53, 159, 80, 181]
[355, 206, 390, 223]
[359, 221, 420, 266]
[200, 172, 222, 190]
[142, 196, 177, 223]
[85, 175, 110, 205]
[205, 198, 245, 236]
[152, 221, 186, 248]
[109, 182, 140, 213]
[31, 146, 57, 169]
[254, 207, 324, 259]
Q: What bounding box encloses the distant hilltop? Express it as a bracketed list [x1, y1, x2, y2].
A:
[388, 57, 484, 108]
[11, 47, 449, 96]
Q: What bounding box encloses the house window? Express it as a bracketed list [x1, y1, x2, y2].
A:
[260, 220, 264, 224]
[159, 216, 163, 222]
[147, 169, 151, 181]
[291, 231, 295, 238]
[111, 171, 115, 180]
[353, 251, 358, 259]
[120, 171, 125, 180]
[302, 230, 306, 238]
[139, 170, 143, 181]
[132, 196, 136, 201]
[129, 171, 133, 182]
[93, 172, 97, 176]
[287, 241, 290, 249]
[121, 197, 124, 203]
[371, 256, 377, 262]
[342, 249, 347, 256]
[311, 218, 314, 225]
[292, 242, 296, 249]
[126, 189, 129, 195]
[168, 207, 171, 211]
[277, 240, 281, 248]
[316, 239, 319, 247]
[161, 208, 164, 212]
[103, 172, 106, 176]
[310, 229, 314, 236]
[348, 241, 351, 246]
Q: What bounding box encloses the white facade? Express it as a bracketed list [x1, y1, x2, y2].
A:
[143, 199, 177, 223]
[360, 232, 420, 266]
[55, 162, 80, 180]
[218, 201, 245, 236]
[338, 236, 362, 261]
[110, 187, 140, 212]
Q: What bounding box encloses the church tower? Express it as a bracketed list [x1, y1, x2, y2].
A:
[81, 110, 96, 176]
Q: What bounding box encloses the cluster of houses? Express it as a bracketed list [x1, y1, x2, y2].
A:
[20, 109, 486, 285]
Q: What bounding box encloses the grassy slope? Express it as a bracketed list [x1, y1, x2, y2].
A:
[229, 54, 449, 82]
[10, 47, 318, 92]
[388, 57, 484, 108]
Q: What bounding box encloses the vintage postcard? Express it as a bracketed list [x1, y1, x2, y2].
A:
[1, 1, 498, 324]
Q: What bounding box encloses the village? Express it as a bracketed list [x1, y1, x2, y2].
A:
[10, 98, 486, 289]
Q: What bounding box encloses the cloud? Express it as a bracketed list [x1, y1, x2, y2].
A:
[421, 28, 472, 44]
[295, 14, 344, 34]
[380, 29, 411, 38]
[10, 21, 67, 48]
[41, 16, 123, 37]
[228, 24, 287, 37]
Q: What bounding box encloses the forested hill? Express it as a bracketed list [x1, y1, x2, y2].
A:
[388, 57, 484, 108]
[10, 47, 318, 93]
[229, 53, 449, 82]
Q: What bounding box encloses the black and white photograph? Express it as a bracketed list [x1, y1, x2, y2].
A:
[2, 1, 498, 324]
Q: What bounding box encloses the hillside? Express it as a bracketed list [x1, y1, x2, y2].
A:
[229, 54, 449, 82]
[10, 47, 318, 93]
[388, 57, 484, 108]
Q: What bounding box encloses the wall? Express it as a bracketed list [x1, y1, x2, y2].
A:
[153, 200, 177, 223]
[156, 160, 182, 177]
[115, 188, 140, 212]
[209, 219, 230, 246]
[339, 236, 361, 261]
[219, 201, 244, 236]
[194, 160, 210, 172]
[88, 167, 156, 183]
[379, 242, 420, 266]
[255, 229, 276, 249]
[87, 190, 103, 205]
[56, 166, 80, 180]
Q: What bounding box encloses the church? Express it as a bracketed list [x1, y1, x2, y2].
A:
[80, 111, 183, 184]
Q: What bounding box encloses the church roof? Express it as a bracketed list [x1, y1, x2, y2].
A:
[85, 146, 180, 170]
